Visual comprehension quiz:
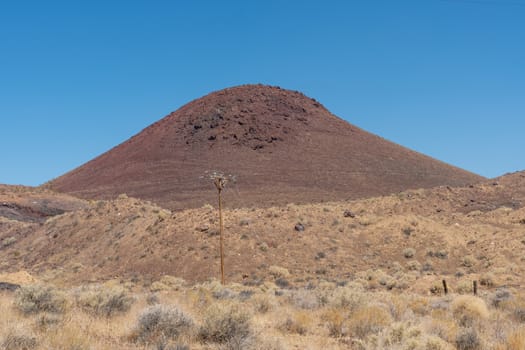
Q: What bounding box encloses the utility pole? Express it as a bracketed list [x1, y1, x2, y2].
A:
[213, 175, 227, 285]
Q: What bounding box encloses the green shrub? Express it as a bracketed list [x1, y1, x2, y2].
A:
[14, 284, 67, 315]
[75, 284, 134, 317]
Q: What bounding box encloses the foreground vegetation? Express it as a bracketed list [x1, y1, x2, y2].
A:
[1, 272, 524, 350]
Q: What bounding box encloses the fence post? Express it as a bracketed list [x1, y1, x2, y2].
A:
[442, 279, 448, 295]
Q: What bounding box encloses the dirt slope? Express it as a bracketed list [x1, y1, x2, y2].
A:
[2, 172, 524, 288]
[47, 84, 483, 210]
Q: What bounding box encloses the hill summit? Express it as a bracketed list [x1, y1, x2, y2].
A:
[49, 84, 483, 209]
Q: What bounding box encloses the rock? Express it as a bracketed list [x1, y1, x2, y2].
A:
[196, 225, 209, 232]
[294, 223, 305, 232]
[343, 210, 355, 218]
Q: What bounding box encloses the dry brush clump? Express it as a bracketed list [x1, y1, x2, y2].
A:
[198, 301, 252, 345]
[14, 284, 68, 315]
[132, 304, 195, 345]
[451, 295, 489, 327]
[0, 324, 37, 350]
[73, 284, 134, 317]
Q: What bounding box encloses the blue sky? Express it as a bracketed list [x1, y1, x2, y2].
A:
[1, 0, 524, 185]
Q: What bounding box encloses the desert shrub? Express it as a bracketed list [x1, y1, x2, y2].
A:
[134, 304, 194, 344]
[403, 248, 416, 258]
[425, 335, 455, 350]
[251, 294, 274, 313]
[1, 325, 37, 350]
[35, 313, 62, 330]
[402, 227, 414, 236]
[198, 302, 251, 344]
[212, 287, 236, 300]
[14, 284, 67, 314]
[275, 278, 290, 288]
[150, 281, 170, 292]
[430, 281, 445, 295]
[287, 289, 319, 309]
[147, 293, 160, 305]
[427, 249, 448, 259]
[75, 284, 134, 317]
[513, 306, 525, 323]
[427, 318, 458, 343]
[259, 242, 269, 252]
[455, 328, 480, 350]
[1, 236, 17, 247]
[456, 280, 474, 295]
[491, 288, 512, 307]
[322, 308, 346, 337]
[328, 285, 367, 311]
[479, 273, 495, 287]
[461, 255, 476, 268]
[381, 322, 406, 346]
[159, 275, 186, 290]
[407, 260, 421, 271]
[409, 297, 430, 315]
[279, 311, 311, 335]
[451, 295, 489, 327]
[347, 305, 392, 339]
[269, 266, 290, 279]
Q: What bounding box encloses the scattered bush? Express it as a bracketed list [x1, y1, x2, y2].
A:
[323, 308, 346, 337]
[455, 328, 480, 350]
[407, 260, 421, 271]
[134, 304, 194, 344]
[492, 288, 512, 307]
[288, 289, 319, 309]
[251, 294, 274, 313]
[479, 273, 495, 287]
[461, 255, 476, 268]
[146, 293, 160, 305]
[402, 227, 414, 236]
[275, 278, 290, 288]
[198, 302, 251, 344]
[14, 284, 67, 315]
[347, 305, 392, 338]
[328, 285, 367, 311]
[1, 325, 37, 350]
[269, 265, 290, 279]
[513, 306, 525, 323]
[75, 284, 134, 317]
[1, 236, 17, 247]
[451, 295, 489, 327]
[279, 311, 311, 335]
[456, 280, 474, 295]
[403, 248, 416, 258]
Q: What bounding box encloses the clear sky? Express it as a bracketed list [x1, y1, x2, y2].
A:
[1, 0, 524, 186]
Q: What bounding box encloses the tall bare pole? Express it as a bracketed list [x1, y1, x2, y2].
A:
[214, 176, 226, 285]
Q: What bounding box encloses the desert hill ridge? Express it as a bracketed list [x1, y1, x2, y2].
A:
[1, 171, 524, 287]
[48, 84, 484, 210]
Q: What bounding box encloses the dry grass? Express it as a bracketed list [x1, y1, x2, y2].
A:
[451, 295, 489, 327]
[0, 276, 524, 349]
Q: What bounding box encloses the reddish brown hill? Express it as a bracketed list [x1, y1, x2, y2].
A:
[48, 84, 484, 210]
